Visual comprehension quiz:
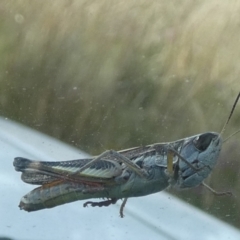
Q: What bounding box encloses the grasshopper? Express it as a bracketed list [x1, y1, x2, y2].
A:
[13, 93, 240, 217]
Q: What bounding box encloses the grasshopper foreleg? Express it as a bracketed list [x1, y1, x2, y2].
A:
[166, 148, 233, 196]
[168, 147, 201, 172]
[166, 148, 205, 185]
[76, 150, 148, 178]
[165, 148, 199, 179]
[201, 182, 232, 196]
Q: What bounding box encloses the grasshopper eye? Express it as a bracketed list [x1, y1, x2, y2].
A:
[193, 133, 216, 151]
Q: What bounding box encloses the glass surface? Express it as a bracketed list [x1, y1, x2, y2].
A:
[0, 1, 240, 239]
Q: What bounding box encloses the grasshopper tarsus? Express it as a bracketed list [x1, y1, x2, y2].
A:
[84, 197, 128, 218]
[119, 198, 128, 218]
[83, 198, 118, 208]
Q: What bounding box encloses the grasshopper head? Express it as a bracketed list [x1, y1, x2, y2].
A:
[175, 132, 222, 189]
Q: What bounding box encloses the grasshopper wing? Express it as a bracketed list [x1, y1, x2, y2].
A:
[13, 157, 122, 185]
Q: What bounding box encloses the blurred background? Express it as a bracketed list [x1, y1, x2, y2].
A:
[0, 0, 240, 229]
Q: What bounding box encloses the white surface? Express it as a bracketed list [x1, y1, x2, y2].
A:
[1, 117, 240, 240]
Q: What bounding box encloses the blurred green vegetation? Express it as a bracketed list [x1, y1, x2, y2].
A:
[1, 0, 240, 228]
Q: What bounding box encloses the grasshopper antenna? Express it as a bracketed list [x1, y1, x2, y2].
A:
[219, 92, 240, 138]
[223, 129, 240, 143]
